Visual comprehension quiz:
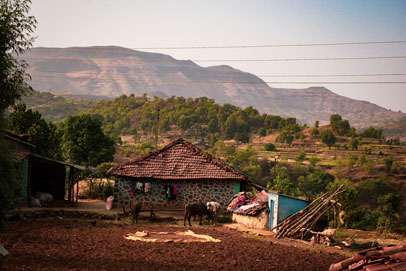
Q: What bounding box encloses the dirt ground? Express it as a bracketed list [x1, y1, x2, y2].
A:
[2, 217, 345, 271]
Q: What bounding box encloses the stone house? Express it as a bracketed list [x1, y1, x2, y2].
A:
[107, 138, 249, 209]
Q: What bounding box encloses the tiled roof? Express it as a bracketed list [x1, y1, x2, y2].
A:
[107, 138, 248, 181]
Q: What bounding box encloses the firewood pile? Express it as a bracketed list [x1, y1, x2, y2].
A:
[271, 185, 345, 242]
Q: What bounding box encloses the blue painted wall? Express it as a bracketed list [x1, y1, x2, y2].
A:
[18, 158, 29, 197]
[277, 195, 308, 224]
[268, 193, 279, 228]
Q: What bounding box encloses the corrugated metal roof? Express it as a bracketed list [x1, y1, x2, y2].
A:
[31, 153, 86, 171]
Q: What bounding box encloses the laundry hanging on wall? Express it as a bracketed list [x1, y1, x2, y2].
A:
[165, 185, 177, 200]
[130, 180, 152, 197]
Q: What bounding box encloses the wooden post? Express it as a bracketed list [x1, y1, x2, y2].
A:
[89, 178, 93, 199]
[76, 179, 79, 208]
[27, 155, 33, 205]
[68, 166, 74, 202]
[155, 108, 160, 150]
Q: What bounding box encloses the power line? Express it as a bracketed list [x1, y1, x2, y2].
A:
[48, 40, 406, 50]
[131, 40, 406, 49]
[31, 70, 406, 78]
[31, 74, 406, 84]
[23, 55, 406, 63]
[258, 73, 406, 78]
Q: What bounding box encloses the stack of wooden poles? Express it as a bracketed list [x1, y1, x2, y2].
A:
[272, 184, 345, 240]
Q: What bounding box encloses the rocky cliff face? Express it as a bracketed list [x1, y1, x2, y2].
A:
[24, 46, 405, 128]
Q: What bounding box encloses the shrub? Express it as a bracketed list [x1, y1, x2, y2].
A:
[264, 143, 276, 151]
[295, 151, 306, 162]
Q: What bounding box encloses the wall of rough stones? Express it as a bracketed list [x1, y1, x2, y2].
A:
[114, 178, 237, 210]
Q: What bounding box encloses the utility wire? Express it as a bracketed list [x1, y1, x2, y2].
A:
[258, 73, 406, 78]
[31, 74, 406, 84]
[131, 40, 406, 49]
[44, 40, 406, 50]
[24, 55, 406, 63]
[31, 70, 406, 78]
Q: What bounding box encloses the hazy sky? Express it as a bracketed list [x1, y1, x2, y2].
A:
[30, 0, 406, 111]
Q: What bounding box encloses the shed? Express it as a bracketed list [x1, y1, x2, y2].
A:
[268, 191, 308, 230]
[107, 138, 249, 209]
[3, 131, 84, 205]
[228, 190, 308, 231]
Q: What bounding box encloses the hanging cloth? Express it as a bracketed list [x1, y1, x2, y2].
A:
[145, 183, 151, 193]
[173, 185, 179, 197]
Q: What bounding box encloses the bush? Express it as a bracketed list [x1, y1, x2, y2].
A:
[349, 207, 379, 230]
[216, 215, 232, 223]
[82, 179, 114, 200]
[264, 143, 276, 151]
[295, 151, 306, 163]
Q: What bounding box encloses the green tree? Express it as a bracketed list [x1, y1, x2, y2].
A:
[207, 119, 218, 133]
[361, 127, 383, 139]
[264, 143, 276, 151]
[240, 164, 262, 183]
[96, 162, 116, 177]
[298, 169, 334, 200]
[377, 193, 401, 232]
[357, 178, 388, 208]
[345, 154, 358, 169]
[309, 156, 319, 167]
[321, 129, 336, 149]
[0, 0, 36, 231]
[229, 145, 258, 168]
[383, 157, 393, 173]
[285, 134, 294, 146]
[330, 114, 342, 124]
[59, 114, 115, 166]
[0, 0, 36, 112]
[8, 103, 61, 159]
[314, 120, 319, 128]
[332, 120, 351, 136]
[350, 138, 359, 150]
[295, 151, 306, 163]
[327, 179, 358, 228]
[268, 166, 300, 197]
[358, 154, 375, 174]
[310, 127, 320, 137]
[257, 127, 266, 137]
[234, 131, 250, 144]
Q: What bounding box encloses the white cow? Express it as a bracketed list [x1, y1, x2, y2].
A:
[30, 196, 41, 207]
[35, 192, 54, 206]
[207, 202, 221, 222]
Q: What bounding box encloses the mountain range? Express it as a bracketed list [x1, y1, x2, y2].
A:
[23, 46, 405, 128]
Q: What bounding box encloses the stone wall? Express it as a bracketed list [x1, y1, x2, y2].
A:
[232, 212, 270, 230]
[114, 178, 237, 210]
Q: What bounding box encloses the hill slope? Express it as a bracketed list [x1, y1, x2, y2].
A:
[23, 46, 406, 128]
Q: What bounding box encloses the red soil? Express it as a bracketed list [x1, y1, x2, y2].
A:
[2, 218, 345, 271]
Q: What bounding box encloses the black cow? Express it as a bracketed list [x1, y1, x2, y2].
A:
[184, 202, 214, 227]
[123, 200, 142, 224]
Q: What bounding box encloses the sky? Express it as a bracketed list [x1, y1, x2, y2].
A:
[30, 0, 406, 111]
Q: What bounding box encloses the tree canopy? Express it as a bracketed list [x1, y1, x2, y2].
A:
[320, 129, 336, 149]
[0, 0, 36, 113]
[59, 114, 115, 167]
[8, 103, 61, 159]
[0, 0, 36, 231]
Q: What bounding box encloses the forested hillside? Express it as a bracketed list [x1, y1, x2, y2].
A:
[17, 90, 94, 122]
[84, 94, 304, 143]
[377, 118, 406, 139]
